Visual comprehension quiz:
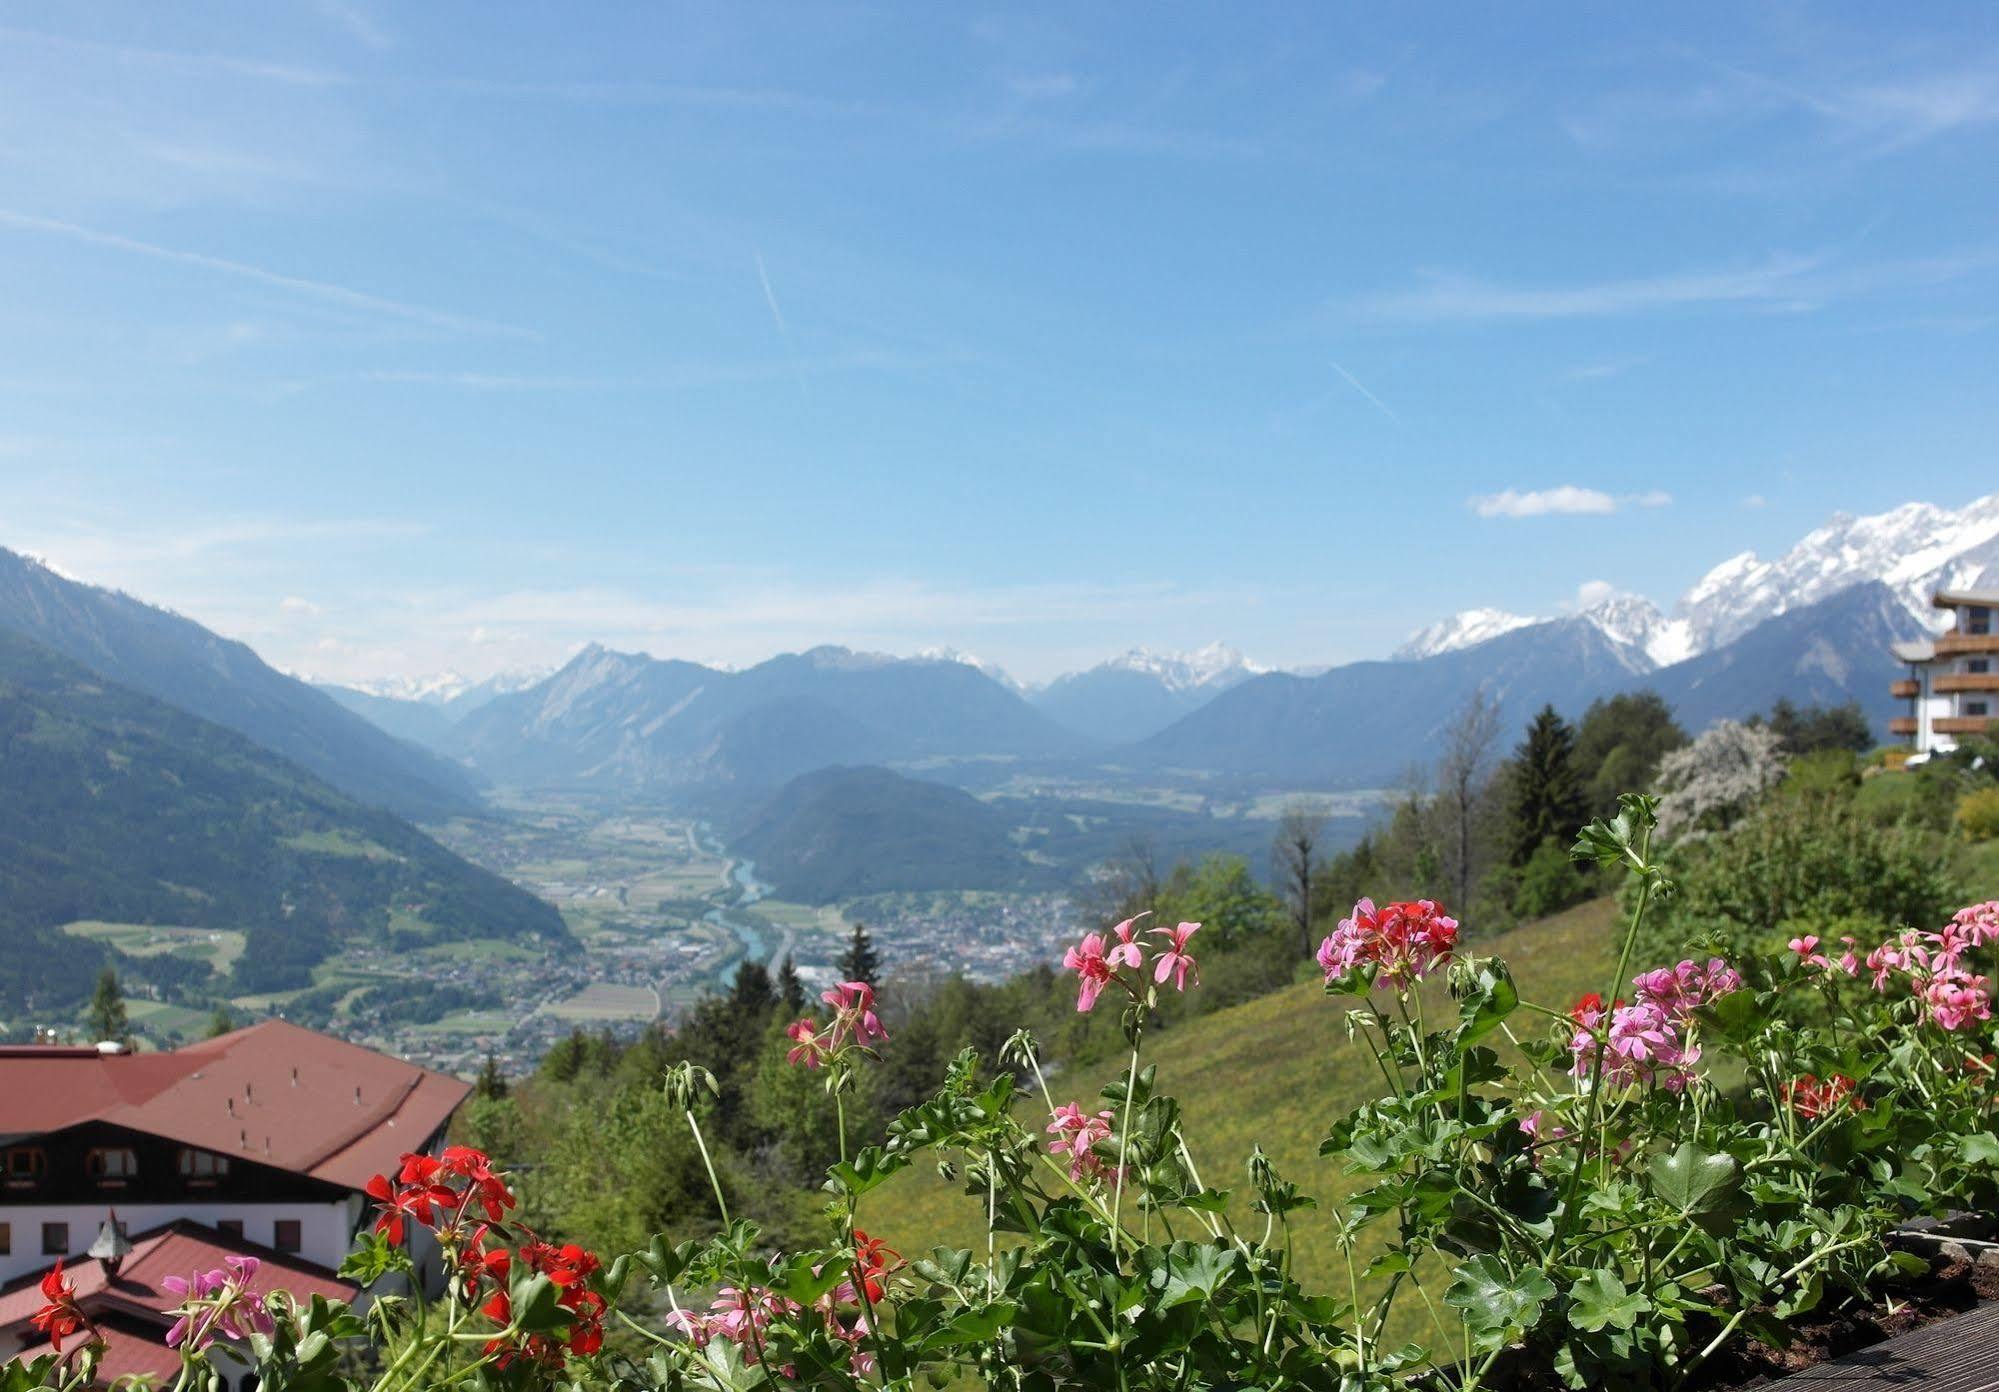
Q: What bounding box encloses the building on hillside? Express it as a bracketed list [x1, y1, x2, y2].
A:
[0, 1220, 351, 1386]
[1891, 588, 1999, 760]
[0, 1019, 469, 1381]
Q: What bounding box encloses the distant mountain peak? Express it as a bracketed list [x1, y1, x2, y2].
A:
[1673, 491, 1999, 650]
[1101, 641, 1264, 692]
[1397, 490, 1999, 670]
[914, 646, 1025, 691]
[1394, 609, 1537, 661]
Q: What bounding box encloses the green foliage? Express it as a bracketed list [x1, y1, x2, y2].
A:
[1573, 690, 1686, 815]
[1752, 697, 1875, 756]
[837, 922, 882, 988]
[1959, 785, 1999, 842]
[86, 967, 127, 1042]
[1510, 836, 1592, 920]
[1640, 788, 1958, 964]
[1781, 747, 1862, 799]
[1505, 705, 1588, 867]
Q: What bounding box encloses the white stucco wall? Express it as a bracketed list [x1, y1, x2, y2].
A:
[0, 1201, 355, 1285]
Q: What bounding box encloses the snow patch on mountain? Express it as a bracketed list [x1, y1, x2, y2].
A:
[1400, 491, 1999, 669]
[1100, 642, 1265, 692]
[914, 646, 1026, 692]
[1675, 493, 1999, 650]
[1394, 609, 1538, 661]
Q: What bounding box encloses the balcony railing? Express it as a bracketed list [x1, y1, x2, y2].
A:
[1935, 633, 1999, 655]
[1934, 673, 1999, 694]
[1889, 678, 1920, 698]
[1932, 715, 1997, 736]
[1889, 716, 1918, 736]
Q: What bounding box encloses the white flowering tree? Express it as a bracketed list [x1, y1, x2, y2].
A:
[1654, 718, 1788, 838]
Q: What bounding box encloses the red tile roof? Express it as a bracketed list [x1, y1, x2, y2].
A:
[0, 1019, 470, 1191]
[0, 1220, 354, 1334]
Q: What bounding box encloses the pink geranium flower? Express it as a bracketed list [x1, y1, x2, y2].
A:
[1108, 914, 1148, 970]
[1046, 1103, 1121, 1185]
[785, 1018, 830, 1068]
[1924, 970, 1994, 1032]
[1063, 933, 1121, 1012]
[821, 981, 886, 1046]
[1150, 921, 1200, 992]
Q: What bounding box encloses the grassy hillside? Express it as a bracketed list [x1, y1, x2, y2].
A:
[865, 898, 1621, 1339]
[0, 629, 569, 1011]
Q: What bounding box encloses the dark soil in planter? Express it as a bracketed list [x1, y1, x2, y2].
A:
[1689, 1255, 1999, 1390]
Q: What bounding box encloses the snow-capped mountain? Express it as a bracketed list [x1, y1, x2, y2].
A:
[344, 670, 476, 704]
[343, 666, 552, 708]
[1100, 642, 1266, 692]
[1398, 491, 1999, 670]
[1675, 493, 1999, 651]
[1393, 609, 1538, 661]
[914, 646, 1026, 693]
[1030, 643, 1265, 742]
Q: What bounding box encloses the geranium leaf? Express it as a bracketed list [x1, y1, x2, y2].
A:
[1649, 1143, 1740, 1216]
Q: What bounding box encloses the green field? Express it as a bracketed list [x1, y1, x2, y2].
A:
[866, 897, 1622, 1348]
[62, 920, 247, 974]
[544, 981, 661, 1022]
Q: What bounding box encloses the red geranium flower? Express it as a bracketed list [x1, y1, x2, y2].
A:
[31, 1261, 91, 1353]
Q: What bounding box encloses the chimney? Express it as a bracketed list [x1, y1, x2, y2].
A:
[290, 1067, 299, 1087]
[226, 1096, 235, 1116]
[245, 1082, 253, 1103]
[354, 1086, 362, 1106]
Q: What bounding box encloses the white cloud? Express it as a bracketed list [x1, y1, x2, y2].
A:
[279, 595, 322, 615]
[1470, 486, 1673, 519]
[1742, 494, 1769, 509]
[1575, 579, 1618, 608]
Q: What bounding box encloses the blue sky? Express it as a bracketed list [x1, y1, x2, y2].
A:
[3, 3, 1998, 684]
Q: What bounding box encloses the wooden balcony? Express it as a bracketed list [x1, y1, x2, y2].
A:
[1933, 716, 1997, 736]
[1890, 678, 1921, 698]
[1889, 716, 1918, 736]
[1935, 673, 1999, 694]
[1935, 632, 1999, 655]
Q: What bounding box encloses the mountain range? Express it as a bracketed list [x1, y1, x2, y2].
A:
[1398, 491, 1999, 663]
[0, 548, 480, 821]
[447, 643, 1086, 794]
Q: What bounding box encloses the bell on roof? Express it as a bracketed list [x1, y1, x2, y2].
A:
[89, 1210, 133, 1278]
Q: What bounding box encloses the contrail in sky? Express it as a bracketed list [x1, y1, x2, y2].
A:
[1330, 359, 1401, 425]
[754, 251, 808, 398]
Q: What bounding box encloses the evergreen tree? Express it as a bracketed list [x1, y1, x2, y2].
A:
[776, 955, 806, 1014]
[87, 968, 128, 1044]
[205, 1004, 235, 1038]
[1507, 705, 1588, 866]
[476, 1052, 510, 1099]
[838, 923, 882, 989]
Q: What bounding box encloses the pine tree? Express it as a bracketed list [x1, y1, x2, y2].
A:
[1507, 705, 1587, 867]
[476, 1052, 510, 1099]
[838, 923, 882, 989]
[88, 968, 128, 1044]
[206, 1005, 235, 1038]
[776, 955, 806, 1014]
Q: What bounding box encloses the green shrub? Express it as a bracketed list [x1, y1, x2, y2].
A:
[1640, 790, 1958, 962]
[1959, 786, 1999, 843]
